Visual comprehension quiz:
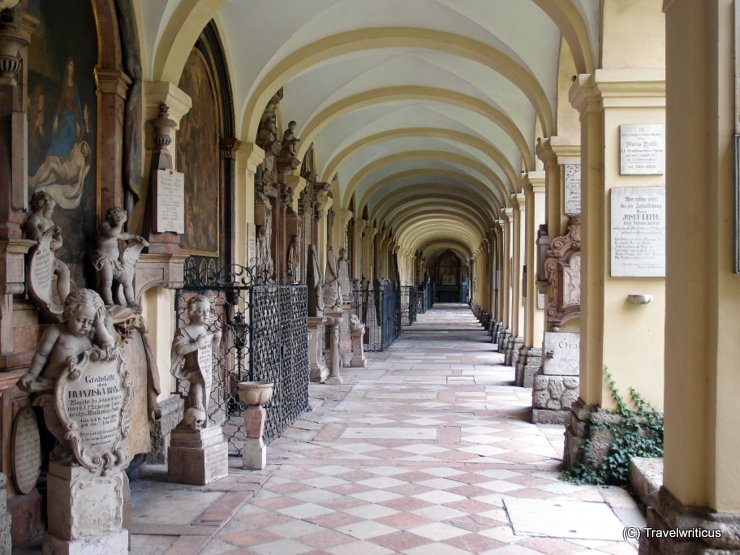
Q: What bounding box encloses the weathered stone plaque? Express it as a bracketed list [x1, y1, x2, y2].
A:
[55, 346, 131, 473]
[564, 164, 581, 215]
[620, 123, 665, 175]
[11, 407, 42, 494]
[155, 169, 185, 234]
[542, 332, 580, 376]
[610, 186, 665, 277]
[27, 231, 63, 317]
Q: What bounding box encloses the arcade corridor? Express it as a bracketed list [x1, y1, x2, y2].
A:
[122, 305, 640, 555]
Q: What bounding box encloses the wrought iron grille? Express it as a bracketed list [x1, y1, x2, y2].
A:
[350, 280, 402, 351]
[400, 286, 417, 326]
[175, 258, 309, 455]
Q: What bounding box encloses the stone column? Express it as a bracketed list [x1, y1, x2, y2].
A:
[235, 143, 265, 268]
[498, 210, 512, 352]
[308, 316, 328, 382]
[642, 2, 740, 552]
[566, 70, 665, 461]
[518, 172, 546, 385]
[324, 314, 343, 385]
[354, 219, 366, 279]
[507, 193, 525, 367]
[315, 189, 332, 274]
[363, 226, 376, 281]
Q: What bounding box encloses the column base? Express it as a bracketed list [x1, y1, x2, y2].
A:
[498, 329, 512, 354]
[168, 426, 229, 485]
[641, 487, 740, 553]
[43, 529, 128, 555]
[242, 437, 266, 470]
[522, 348, 543, 388]
[506, 336, 524, 367]
[532, 375, 579, 424]
[563, 399, 624, 468]
[325, 375, 344, 385]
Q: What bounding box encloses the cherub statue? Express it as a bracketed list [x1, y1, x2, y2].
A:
[280, 120, 300, 157]
[93, 207, 149, 308]
[25, 190, 71, 304]
[19, 289, 115, 460]
[170, 295, 222, 430]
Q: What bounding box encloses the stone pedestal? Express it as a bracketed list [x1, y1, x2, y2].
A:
[506, 336, 524, 367]
[563, 399, 621, 468]
[641, 487, 740, 554]
[324, 314, 343, 385]
[0, 475, 11, 555]
[168, 426, 228, 485]
[532, 375, 579, 424]
[498, 329, 512, 355]
[242, 405, 267, 470]
[522, 348, 543, 387]
[44, 462, 128, 555]
[350, 319, 368, 368]
[340, 303, 352, 367]
[308, 316, 328, 383]
[147, 396, 183, 464]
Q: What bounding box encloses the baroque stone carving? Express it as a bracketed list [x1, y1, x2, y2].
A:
[307, 244, 324, 317]
[94, 207, 149, 309]
[338, 248, 351, 303]
[25, 190, 71, 319]
[170, 294, 222, 430]
[544, 216, 581, 328]
[323, 247, 343, 310]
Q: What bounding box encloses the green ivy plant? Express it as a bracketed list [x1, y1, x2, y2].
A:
[561, 368, 664, 486]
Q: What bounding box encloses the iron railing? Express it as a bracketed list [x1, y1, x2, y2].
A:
[350, 280, 402, 351]
[175, 258, 309, 455]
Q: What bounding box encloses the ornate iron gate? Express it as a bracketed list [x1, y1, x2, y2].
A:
[175, 259, 309, 455]
[350, 280, 402, 351]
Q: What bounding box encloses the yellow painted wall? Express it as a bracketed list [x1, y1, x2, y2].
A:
[599, 106, 665, 411]
[601, 0, 665, 70]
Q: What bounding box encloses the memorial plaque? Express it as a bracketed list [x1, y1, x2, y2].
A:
[542, 332, 580, 376]
[564, 164, 581, 215]
[155, 169, 185, 233]
[620, 123, 665, 175]
[11, 407, 42, 494]
[27, 231, 63, 317]
[56, 346, 132, 473]
[610, 186, 665, 277]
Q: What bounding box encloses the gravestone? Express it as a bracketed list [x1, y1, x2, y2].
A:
[155, 169, 185, 234]
[44, 345, 131, 554]
[610, 186, 665, 277]
[27, 231, 63, 318]
[564, 164, 581, 216]
[11, 408, 41, 495]
[620, 123, 665, 175]
[542, 332, 580, 376]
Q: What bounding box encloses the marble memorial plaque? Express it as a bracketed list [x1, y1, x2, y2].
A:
[542, 332, 580, 376]
[620, 124, 665, 175]
[564, 164, 581, 215]
[156, 169, 185, 234]
[27, 231, 63, 316]
[56, 346, 131, 472]
[610, 186, 665, 277]
[11, 407, 42, 494]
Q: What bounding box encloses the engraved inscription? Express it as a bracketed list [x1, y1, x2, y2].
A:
[620, 123, 665, 175]
[204, 441, 228, 480]
[542, 332, 580, 376]
[65, 371, 124, 448]
[156, 169, 185, 233]
[610, 186, 665, 277]
[564, 164, 581, 215]
[11, 408, 42, 495]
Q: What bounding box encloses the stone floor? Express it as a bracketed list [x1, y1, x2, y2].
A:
[21, 304, 645, 554]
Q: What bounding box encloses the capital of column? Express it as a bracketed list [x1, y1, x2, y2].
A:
[236, 142, 266, 174]
[365, 226, 377, 240]
[95, 68, 131, 100]
[317, 191, 333, 217]
[144, 81, 192, 127]
[569, 74, 602, 116]
[336, 208, 353, 230]
[286, 174, 307, 210]
[536, 137, 580, 169]
[511, 193, 526, 210]
[570, 70, 665, 116]
[502, 207, 513, 222]
[357, 219, 367, 233]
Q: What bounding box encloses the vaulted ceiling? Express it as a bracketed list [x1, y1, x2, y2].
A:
[139, 0, 599, 259]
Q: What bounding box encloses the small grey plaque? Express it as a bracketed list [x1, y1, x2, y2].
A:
[156, 169, 185, 234]
[620, 124, 665, 175]
[11, 407, 42, 494]
[542, 332, 580, 376]
[610, 186, 665, 277]
[564, 164, 581, 215]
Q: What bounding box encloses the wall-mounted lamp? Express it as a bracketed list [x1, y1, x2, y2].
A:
[627, 294, 653, 305]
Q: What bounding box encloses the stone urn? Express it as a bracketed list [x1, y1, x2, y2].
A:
[237, 381, 274, 406]
[237, 382, 273, 470]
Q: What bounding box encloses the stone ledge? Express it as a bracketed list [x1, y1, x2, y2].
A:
[629, 457, 663, 508]
[532, 408, 569, 424]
